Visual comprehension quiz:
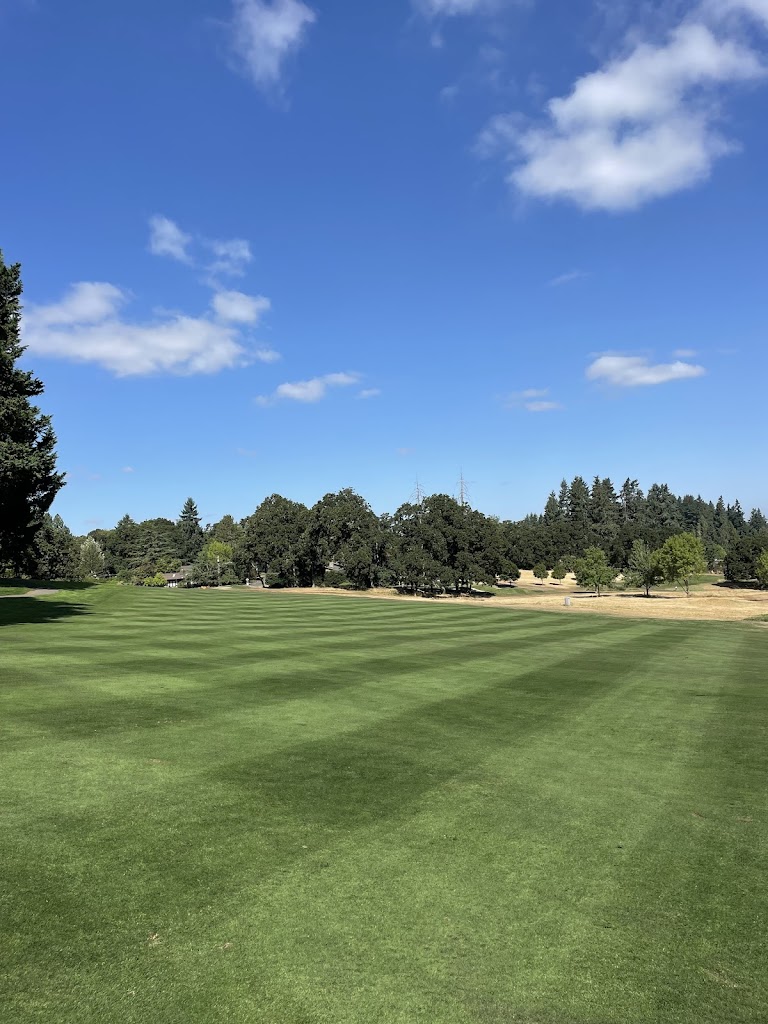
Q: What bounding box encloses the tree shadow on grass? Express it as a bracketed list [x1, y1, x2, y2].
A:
[0, 596, 90, 628]
[1, 578, 98, 592]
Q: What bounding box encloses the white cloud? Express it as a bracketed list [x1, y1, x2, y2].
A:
[480, 22, 766, 210]
[207, 238, 253, 280]
[229, 0, 316, 91]
[414, 0, 507, 16]
[586, 354, 707, 386]
[673, 347, 698, 357]
[254, 347, 281, 363]
[257, 371, 360, 405]
[121, 466, 135, 474]
[548, 269, 588, 287]
[148, 215, 193, 263]
[25, 281, 126, 326]
[507, 387, 563, 412]
[24, 282, 252, 376]
[212, 289, 271, 324]
[358, 388, 381, 399]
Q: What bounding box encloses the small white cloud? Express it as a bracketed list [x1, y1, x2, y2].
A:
[229, 0, 316, 91]
[358, 388, 381, 399]
[673, 347, 698, 357]
[206, 238, 253, 280]
[236, 447, 259, 458]
[397, 447, 415, 456]
[479, 22, 767, 211]
[548, 269, 588, 287]
[415, 0, 504, 16]
[254, 348, 281, 363]
[507, 387, 563, 412]
[121, 466, 135, 474]
[212, 289, 271, 324]
[586, 354, 707, 386]
[149, 215, 193, 263]
[257, 371, 360, 405]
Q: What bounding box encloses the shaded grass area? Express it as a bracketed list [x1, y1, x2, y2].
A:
[1, 586, 766, 1023]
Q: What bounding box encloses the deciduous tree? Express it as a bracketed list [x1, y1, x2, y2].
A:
[655, 533, 706, 596]
[625, 540, 662, 597]
[573, 547, 616, 596]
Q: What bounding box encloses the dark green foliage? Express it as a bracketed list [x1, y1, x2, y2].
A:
[308, 488, 388, 589]
[238, 494, 314, 586]
[755, 551, 768, 590]
[31, 514, 78, 580]
[551, 561, 567, 583]
[177, 498, 204, 563]
[210, 514, 242, 547]
[724, 533, 768, 583]
[0, 250, 64, 572]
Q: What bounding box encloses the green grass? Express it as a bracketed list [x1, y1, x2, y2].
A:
[1, 586, 766, 1024]
[0, 584, 30, 596]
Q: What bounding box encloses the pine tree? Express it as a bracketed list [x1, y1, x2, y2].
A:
[177, 498, 204, 563]
[0, 250, 64, 573]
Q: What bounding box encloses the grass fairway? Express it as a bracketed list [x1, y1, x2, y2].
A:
[1, 587, 766, 1024]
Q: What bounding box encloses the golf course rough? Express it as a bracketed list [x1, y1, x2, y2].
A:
[1, 584, 766, 1023]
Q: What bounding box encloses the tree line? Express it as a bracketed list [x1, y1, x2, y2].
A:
[18, 480, 768, 594]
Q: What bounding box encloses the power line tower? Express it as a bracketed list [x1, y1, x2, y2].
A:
[457, 469, 472, 507]
[412, 477, 425, 504]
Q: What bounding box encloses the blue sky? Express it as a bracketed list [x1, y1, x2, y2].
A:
[3, 0, 767, 532]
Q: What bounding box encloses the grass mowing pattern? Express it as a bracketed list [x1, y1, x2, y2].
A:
[1, 586, 766, 1023]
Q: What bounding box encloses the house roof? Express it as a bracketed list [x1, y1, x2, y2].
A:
[163, 573, 186, 581]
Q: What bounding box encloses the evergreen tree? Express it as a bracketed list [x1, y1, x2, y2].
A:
[0, 249, 64, 572]
[32, 514, 78, 580]
[749, 508, 768, 533]
[177, 498, 203, 563]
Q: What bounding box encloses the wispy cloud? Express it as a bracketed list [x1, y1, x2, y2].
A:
[673, 347, 698, 358]
[414, 0, 512, 16]
[254, 347, 281, 363]
[357, 388, 381, 399]
[206, 238, 253, 280]
[228, 0, 316, 92]
[587, 354, 707, 386]
[506, 387, 563, 412]
[548, 269, 589, 287]
[478, 19, 767, 211]
[256, 372, 360, 405]
[149, 215, 193, 263]
[121, 466, 135, 474]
